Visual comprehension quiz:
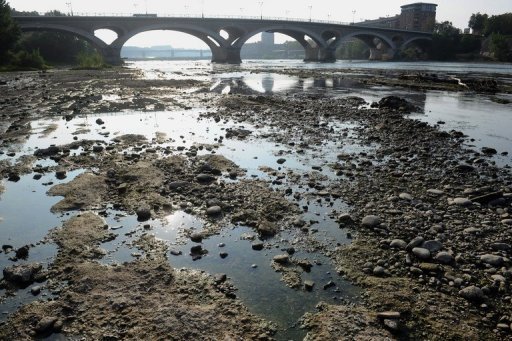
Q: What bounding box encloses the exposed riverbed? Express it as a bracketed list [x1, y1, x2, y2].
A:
[1, 60, 512, 340]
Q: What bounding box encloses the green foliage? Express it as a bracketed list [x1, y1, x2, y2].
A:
[76, 51, 106, 69]
[10, 49, 46, 69]
[458, 35, 482, 54]
[11, 9, 40, 16]
[19, 32, 96, 64]
[490, 33, 512, 62]
[430, 21, 461, 60]
[44, 10, 67, 17]
[484, 13, 512, 36]
[336, 39, 368, 60]
[0, 0, 21, 64]
[469, 13, 488, 33]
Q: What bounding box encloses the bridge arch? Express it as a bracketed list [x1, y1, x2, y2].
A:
[233, 25, 326, 50]
[330, 30, 398, 60]
[18, 23, 108, 51]
[401, 36, 432, 50]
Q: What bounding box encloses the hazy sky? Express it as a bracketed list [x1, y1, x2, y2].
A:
[8, 0, 512, 48]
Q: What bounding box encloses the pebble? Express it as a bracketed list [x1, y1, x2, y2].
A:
[219, 252, 228, 259]
[251, 242, 264, 251]
[190, 233, 203, 243]
[399, 193, 413, 200]
[95, 118, 104, 125]
[373, 266, 386, 277]
[412, 247, 431, 260]
[273, 254, 289, 264]
[304, 280, 315, 291]
[30, 286, 41, 295]
[361, 215, 381, 227]
[421, 240, 443, 253]
[390, 239, 407, 249]
[459, 285, 485, 302]
[480, 254, 504, 267]
[427, 189, 444, 196]
[406, 237, 425, 251]
[276, 158, 286, 164]
[502, 219, 512, 226]
[196, 174, 216, 183]
[453, 197, 472, 207]
[435, 252, 454, 264]
[377, 311, 401, 319]
[35, 317, 58, 334]
[136, 207, 151, 221]
[206, 206, 222, 216]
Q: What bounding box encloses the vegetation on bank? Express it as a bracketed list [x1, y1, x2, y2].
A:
[1, 2, 107, 71]
[430, 13, 512, 62]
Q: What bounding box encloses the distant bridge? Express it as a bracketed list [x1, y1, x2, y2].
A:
[13, 15, 432, 64]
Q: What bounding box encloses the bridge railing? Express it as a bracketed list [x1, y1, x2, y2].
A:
[14, 12, 352, 26]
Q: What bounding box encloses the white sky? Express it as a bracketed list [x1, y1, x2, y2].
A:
[8, 0, 512, 48]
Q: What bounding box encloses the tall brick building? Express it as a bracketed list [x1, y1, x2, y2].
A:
[357, 2, 437, 32]
[400, 3, 437, 32]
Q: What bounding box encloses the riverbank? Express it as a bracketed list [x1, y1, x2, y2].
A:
[1, 64, 512, 340]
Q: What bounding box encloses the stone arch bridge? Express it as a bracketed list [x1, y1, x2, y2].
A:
[13, 15, 432, 64]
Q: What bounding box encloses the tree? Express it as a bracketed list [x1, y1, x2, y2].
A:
[484, 13, 512, 36]
[468, 13, 488, 34]
[490, 33, 512, 62]
[0, 0, 21, 64]
[430, 21, 461, 60]
[44, 10, 67, 17]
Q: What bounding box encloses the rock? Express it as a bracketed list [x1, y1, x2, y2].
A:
[421, 240, 443, 253]
[169, 181, 190, 190]
[361, 215, 381, 227]
[471, 191, 503, 204]
[502, 219, 512, 226]
[383, 319, 400, 332]
[378, 96, 417, 112]
[92, 145, 104, 153]
[373, 266, 386, 277]
[481, 147, 497, 155]
[251, 242, 264, 251]
[377, 311, 401, 319]
[55, 170, 67, 180]
[273, 254, 289, 264]
[427, 189, 444, 196]
[3, 263, 42, 285]
[304, 280, 315, 291]
[95, 118, 105, 125]
[219, 252, 228, 259]
[190, 245, 203, 254]
[31, 286, 41, 295]
[170, 250, 182, 256]
[214, 273, 227, 284]
[323, 281, 336, 290]
[276, 158, 287, 165]
[490, 243, 511, 251]
[412, 247, 431, 260]
[459, 286, 485, 302]
[206, 206, 222, 216]
[15, 245, 30, 259]
[480, 254, 504, 267]
[390, 239, 407, 249]
[453, 197, 472, 207]
[257, 221, 277, 236]
[196, 174, 216, 183]
[418, 263, 441, 272]
[406, 237, 425, 251]
[337, 213, 354, 224]
[136, 207, 151, 221]
[33, 174, 43, 180]
[190, 233, 203, 243]
[399, 193, 413, 200]
[35, 317, 58, 334]
[435, 252, 454, 264]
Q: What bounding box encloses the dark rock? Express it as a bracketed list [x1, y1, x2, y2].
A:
[361, 215, 381, 227]
[214, 273, 227, 284]
[3, 263, 42, 286]
[378, 96, 418, 112]
[206, 206, 222, 216]
[480, 254, 504, 267]
[136, 207, 151, 221]
[196, 174, 216, 183]
[219, 252, 228, 259]
[304, 280, 315, 291]
[15, 245, 30, 259]
[277, 158, 287, 165]
[412, 247, 431, 260]
[273, 254, 289, 264]
[31, 286, 41, 295]
[252, 242, 264, 251]
[169, 181, 190, 191]
[95, 118, 105, 125]
[190, 233, 203, 243]
[459, 286, 485, 302]
[35, 317, 58, 334]
[421, 240, 443, 253]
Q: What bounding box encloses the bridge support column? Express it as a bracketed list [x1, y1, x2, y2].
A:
[101, 46, 123, 65]
[304, 47, 336, 63]
[211, 47, 241, 64]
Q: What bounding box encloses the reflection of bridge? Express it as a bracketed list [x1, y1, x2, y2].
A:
[13, 16, 432, 64]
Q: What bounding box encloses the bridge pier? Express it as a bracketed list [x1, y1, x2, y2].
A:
[211, 47, 242, 64]
[304, 47, 336, 63]
[100, 46, 123, 65]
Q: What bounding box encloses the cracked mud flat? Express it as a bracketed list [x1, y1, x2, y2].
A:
[0, 63, 512, 340]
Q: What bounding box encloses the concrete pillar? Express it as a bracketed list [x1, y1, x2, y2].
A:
[101, 46, 123, 65]
[211, 47, 241, 64]
[304, 47, 336, 63]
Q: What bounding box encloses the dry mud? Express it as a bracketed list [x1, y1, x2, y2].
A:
[1, 65, 512, 340]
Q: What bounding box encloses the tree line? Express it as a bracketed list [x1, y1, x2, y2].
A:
[1, 1, 101, 70]
[430, 12, 512, 62]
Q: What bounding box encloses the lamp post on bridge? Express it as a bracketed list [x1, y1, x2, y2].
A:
[258, 2, 263, 20]
[308, 5, 312, 22]
[352, 10, 356, 24]
[201, 0, 204, 18]
[65, 2, 73, 16]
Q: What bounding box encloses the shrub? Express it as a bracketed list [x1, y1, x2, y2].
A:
[76, 51, 106, 69]
[10, 49, 46, 69]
